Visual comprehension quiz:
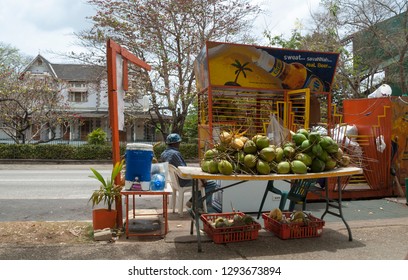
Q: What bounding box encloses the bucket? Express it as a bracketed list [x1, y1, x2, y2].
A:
[125, 143, 153, 190]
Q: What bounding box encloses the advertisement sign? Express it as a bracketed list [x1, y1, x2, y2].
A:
[195, 41, 339, 92]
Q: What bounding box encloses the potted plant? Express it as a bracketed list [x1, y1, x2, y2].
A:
[89, 159, 124, 230]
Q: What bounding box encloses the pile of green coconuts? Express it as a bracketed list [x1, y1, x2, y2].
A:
[200, 128, 351, 176]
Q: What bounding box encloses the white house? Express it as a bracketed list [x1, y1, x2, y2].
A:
[0, 55, 159, 144]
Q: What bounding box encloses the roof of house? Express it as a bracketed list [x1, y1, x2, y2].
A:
[22, 55, 105, 82]
[51, 63, 105, 81]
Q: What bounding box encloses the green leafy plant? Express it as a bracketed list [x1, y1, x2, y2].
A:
[89, 159, 124, 211]
[87, 128, 107, 145]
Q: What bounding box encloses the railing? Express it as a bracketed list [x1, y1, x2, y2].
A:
[0, 139, 157, 147]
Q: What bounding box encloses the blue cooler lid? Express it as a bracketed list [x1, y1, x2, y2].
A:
[126, 143, 153, 151]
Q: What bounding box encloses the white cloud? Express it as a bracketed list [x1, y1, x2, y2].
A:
[0, 0, 94, 61]
[0, 0, 321, 62]
[253, 0, 320, 45]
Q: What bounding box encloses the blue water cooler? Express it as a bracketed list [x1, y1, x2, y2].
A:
[125, 143, 153, 190]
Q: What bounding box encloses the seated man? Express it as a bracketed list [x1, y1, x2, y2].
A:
[160, 133, 216, 209]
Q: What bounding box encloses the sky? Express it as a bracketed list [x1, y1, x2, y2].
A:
[0, 0, 320, 63]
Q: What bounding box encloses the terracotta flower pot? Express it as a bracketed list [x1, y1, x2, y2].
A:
[92, 208, 117, 230]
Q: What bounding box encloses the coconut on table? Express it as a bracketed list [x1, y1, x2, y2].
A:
[200, 129, 352, 212]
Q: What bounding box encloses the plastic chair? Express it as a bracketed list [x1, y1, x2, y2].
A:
[257, 179, 317, 219]
[168, 164, 207, 217]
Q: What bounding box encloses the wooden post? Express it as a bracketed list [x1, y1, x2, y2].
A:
[106, 39, 151, 228]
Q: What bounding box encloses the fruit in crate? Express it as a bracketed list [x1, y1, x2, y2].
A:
[210, 213, 255, 228]
[290, 211, 306, 223]
[268, 208, 283, 221]
[242, 214, 255, 225]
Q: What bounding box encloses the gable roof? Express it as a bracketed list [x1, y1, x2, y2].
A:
[51, 63, 105, 81]
[22, 54, 105, 82]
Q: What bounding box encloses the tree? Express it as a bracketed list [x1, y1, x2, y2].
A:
[0, 69, 73, 144]
[339, 0, 408, 95]
[0, 42, 31, 71]
[263, 19, 305, 50]
[74, 0, 260, 140]
[307, 0, 408, 98]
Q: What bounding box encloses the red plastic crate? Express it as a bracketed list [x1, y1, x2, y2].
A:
[200, 212, 261, 244]
[262, 212, 325, 240]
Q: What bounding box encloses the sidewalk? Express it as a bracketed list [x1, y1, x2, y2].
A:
[0, 197, 407, 260]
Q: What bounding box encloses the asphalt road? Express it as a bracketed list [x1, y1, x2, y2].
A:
[0, 163, 162, 222]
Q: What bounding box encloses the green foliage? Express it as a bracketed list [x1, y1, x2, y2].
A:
[33, 145, 76, 159]
[0, 42, 30, 71]
[153, 142, 166, 160]
[0, 144, 35, 159]
[179, 143, 199, 160]
[87, 128, 107, 145]
[0, 143, 198, 160]
[0, 67, 71, 144]
[152, 142, 197, 160]
[183, 103, 199, 143]
[264, 29, 304, 50]
[89, 159, 124, 211]
[75, 145, 112, 160]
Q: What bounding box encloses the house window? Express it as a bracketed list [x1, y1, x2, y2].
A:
[69, 82, 87, 88]
[69, 91, 88, 102]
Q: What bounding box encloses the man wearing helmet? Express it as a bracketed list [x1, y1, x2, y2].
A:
[160, 133, 192, 187]
[160, 133, 216, 209]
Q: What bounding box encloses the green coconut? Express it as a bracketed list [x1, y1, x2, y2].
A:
[283, 146, 296, 159]
[277, 161, 291, 174]
[201, 159, 210, 172]
[308, 132, 321, 144]
[218, 160, 234, 175]
[256, 159, 271, 175]
[310, 158, 325, 173]
[207, 160, 219, 174]
[324, 158, 337, 171]
[319, 136, 335, 150]
[244, 154, 257, 168]
[204, 148, 218, 160]
[294, 152, 313, 166]
[292, 133, 307, 146]
[259, 147, 276, 162]
[300, 139, 313, 152]
[317, 149, 329, 162]
[326, 142, 340, 154]
[312, 143, 324, 157]
[243, 140, 257, 154]
[290, 160, 308, 174]
[255, 135, 270, 150]
[275, 147, 284, 162]
[296, 128, 309, 138]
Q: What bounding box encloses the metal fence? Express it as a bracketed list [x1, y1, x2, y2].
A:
[0, 139, 157, 147]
